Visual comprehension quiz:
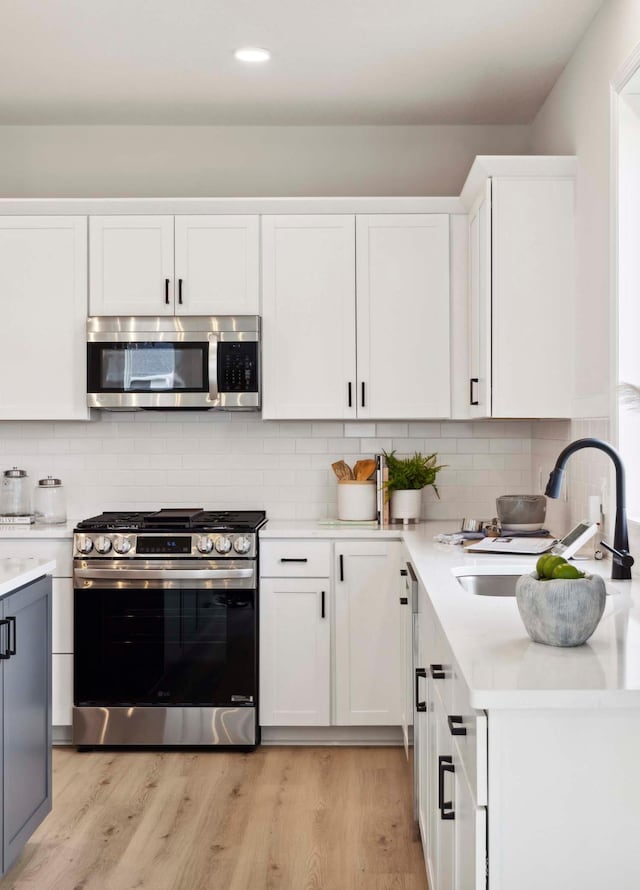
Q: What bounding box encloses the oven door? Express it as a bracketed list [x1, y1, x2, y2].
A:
[73, 561, 256, 709]
[87, 331, 217, 410]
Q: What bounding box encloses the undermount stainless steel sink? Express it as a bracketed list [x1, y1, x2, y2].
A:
[455, 573, 521, 597]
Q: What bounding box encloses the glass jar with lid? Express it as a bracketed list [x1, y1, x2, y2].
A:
[34, 476, 67, 525]
[0, 467, 31, 517]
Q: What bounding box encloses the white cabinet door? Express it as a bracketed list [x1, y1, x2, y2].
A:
[52, 578, 73, 654]
[0, 216, 88, 421]
[433, 689, 455, 890]
[454, 762, 487, 890]
[467, 183, 492, 418]
[260, 578, 330, 726]
[356, 215, 451, 419]
[334, 542, 402, 725]
[52, 653, 73, 726]
[89, 215, 174, 315]
[261, 215, 357, 420]
[399, 567, 413, 756]
[491, 177, 574, 418]
[174, 215, 259, 316]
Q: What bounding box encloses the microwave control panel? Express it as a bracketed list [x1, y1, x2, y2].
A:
[218, 342, 259, 393]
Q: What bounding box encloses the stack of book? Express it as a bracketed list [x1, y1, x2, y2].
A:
[375, 453, 390, 528]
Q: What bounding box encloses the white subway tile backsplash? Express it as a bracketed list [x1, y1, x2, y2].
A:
[408, 422, 441, 437]
[295, 438, 328, 454]
[344, 422, 376, 438]
[1, 413, 550, 522]
[359, 438, 393, 453]
[376, 422, 409, 437]
[458, 439, 490, 454]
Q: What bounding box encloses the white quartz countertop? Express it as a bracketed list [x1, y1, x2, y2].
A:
[0, 557, 56, 598]
[261, 519, 640, 709]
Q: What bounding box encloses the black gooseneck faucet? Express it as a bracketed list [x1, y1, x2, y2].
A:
[544, 437, 634, 581]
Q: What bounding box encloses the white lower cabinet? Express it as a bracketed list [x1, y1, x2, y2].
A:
[52, 653, 73, 726]
[334, 541, 402, 725]
[259, 579, 330, 726]
[259, 538, 402, 729]
[417, 579, 487, 890]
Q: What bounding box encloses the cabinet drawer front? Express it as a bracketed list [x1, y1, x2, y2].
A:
[260, 541, 331, 577]
[451, 672, 488, 806]
[0, 539, 72, 577]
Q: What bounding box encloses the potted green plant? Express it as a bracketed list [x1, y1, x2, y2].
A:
[383, 450, 445, 524]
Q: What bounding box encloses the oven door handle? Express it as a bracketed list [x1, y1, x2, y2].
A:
[208, 333, 219, 405]
[73, 567, 254, 581]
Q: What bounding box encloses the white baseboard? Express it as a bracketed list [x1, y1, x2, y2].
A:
[260, 725, 404, 746]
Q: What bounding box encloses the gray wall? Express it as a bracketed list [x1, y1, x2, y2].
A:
[0, 124, 530, 197]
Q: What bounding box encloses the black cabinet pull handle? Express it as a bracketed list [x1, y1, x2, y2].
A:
[399, 596, 408, 605]
[165, 278, 170, 305]
[470, 377, 479, 406]
[415, 667, 427, 712]
[339, 554, 344, 582]
[361, 381, 366, 407]
[7, 617, 16, 656]
[438, 756, 455, 820]
[178, 278, 183, 305]
[448, 715, 467, 736]
[430, 663, 446, 680]
[280, 558, 308, 563]
[348, 382, 353, 408]
[0, 619, 10, 659]
[321, 590, 326, 619]
[400, 569, 408, 576]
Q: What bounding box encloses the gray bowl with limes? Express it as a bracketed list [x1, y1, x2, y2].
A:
[515, 570, 606, 647]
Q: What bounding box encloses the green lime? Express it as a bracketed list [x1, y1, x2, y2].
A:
[542, 555, 567, 579]
[551, 564, 585, 580]
[536, 554, 553, 578]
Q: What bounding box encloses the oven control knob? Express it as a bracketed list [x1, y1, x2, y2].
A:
[94, 535, 112, 555]
[113, 535, 132, 555]
[214, 536, 232, 554]
[76, 534, 93, 555]
[233, 535, 252, 555]
[197, 535, 214, 554]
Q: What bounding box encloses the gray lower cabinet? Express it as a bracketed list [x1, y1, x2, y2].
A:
[0, 576, 52, 877]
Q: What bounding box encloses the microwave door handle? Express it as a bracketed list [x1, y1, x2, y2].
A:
[208, 333, 220, 405]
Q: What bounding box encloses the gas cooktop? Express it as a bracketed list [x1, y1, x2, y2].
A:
[76, 508, 267, 533]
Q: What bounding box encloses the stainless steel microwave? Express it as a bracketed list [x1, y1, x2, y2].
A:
[87, 316, 260, 410]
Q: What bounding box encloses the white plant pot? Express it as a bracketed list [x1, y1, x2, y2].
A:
[390, 489, 423, 524]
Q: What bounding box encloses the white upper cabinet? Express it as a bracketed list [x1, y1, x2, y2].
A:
[461, 158, 576, 419]
[491, 177, 574, 418]
[89, 215, 174, 315]
[467, 185, 492, 418]
[261, 215, 357, 420]
[173, 215, 259, 316]
[356, 215, 450, 419]
[90, 214, 259, 317]
[0, 216, 89, 420]
[262, 213, 451, 420]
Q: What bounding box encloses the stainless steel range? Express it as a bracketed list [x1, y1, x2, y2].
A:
[72, 508, 266, 749]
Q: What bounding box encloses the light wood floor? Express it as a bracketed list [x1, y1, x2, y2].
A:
[0, 746, 428, 890]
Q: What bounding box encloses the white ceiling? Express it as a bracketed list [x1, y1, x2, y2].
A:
[0, 0, 604, 125]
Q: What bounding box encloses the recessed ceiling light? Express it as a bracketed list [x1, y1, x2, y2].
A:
[234, 47, 271, 63]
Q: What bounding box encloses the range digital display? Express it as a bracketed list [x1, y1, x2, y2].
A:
[136, 536, 192, 555]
